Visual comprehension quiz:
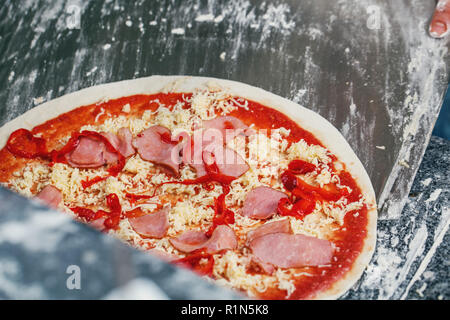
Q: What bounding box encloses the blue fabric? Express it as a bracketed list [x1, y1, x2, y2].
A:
[432, 84, 450, 140]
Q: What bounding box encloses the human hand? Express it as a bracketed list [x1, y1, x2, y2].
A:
[429, 0, 450, 38]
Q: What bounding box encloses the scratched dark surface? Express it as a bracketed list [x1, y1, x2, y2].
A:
[0, 0, 448, 299]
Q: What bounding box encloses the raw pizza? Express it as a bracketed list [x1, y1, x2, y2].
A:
[0, 77, 377, 300]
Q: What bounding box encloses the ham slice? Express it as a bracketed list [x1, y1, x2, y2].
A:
[180, 132, 204, 174]
[169, 230, 209, 253]
[169, 225, 237, 254]
[132, 126, 181, 174]
[128, 207, 170, 238]
[115, 128, 135, 157]
[249, 255, 276, 275]
[181, 123, 249, 179]
[67, 128, 135, 168]
[202, 116, 252, 143]
[185, 143, 249, 179]
[250, 233, 333, 268]
[67, 136, 105, 168]
[204, 225, 238, 253]
[36, 185, 62, 209]
[242, 186, 288, 219]
[101, 128, 135, 162]
[246, 219, 291, 245]
[208, 146, 249, 178]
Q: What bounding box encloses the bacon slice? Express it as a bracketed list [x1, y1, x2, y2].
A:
[250, 233, 333, 268]
[246, 219, 291, 245]
[36, 185, 62, 209]
[242, 186, 288, 219]
[128, 207, 170, 239]
[169, 225, 237, 254]
[132, 126, 181, 174]
[202, 116, 251, 144]
[66, 136, 106, 168]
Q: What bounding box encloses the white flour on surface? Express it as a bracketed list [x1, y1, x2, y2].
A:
[425, 189, 442, 203]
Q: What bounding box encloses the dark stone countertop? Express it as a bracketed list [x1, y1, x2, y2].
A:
[0, 135, 447, 300]
[343, 135, 450, 300]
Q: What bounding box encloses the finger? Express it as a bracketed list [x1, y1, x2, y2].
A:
[429, 0, 450, 38]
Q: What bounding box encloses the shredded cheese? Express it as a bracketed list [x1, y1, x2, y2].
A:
[287, 139, 332, 165]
